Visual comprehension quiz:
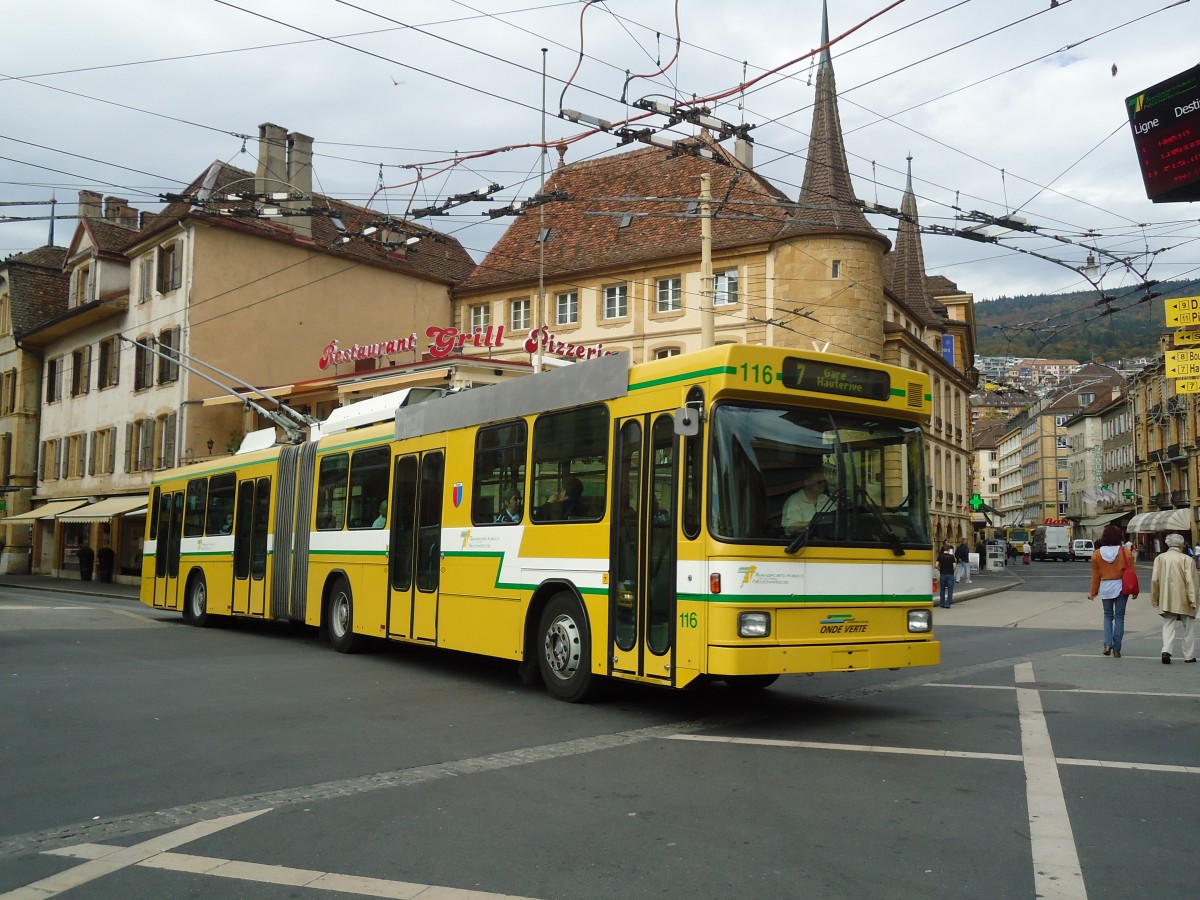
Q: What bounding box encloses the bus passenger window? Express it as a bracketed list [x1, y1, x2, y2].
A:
[530, 405, 608, 523]
[472, 420, 527, 526]
[316, 453, 349, 530]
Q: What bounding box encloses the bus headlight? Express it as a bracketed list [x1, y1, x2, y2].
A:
[738, 611, 771, 638]
[908, 609, 932, 633]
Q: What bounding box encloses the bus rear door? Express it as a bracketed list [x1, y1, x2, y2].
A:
[231, 476, 270, 616]
[611, 413, 677, 684]
[387, 450, 444, 642]
[151, 490, 184, 610]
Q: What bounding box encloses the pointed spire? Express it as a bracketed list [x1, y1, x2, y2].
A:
[793, 6, 883, 242]
[819, 0, 832, 72]
[892, 155, 942, 325]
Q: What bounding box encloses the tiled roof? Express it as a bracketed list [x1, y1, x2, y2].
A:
[926, 274, 962, 296]
[83, 218, 138, 258]
[141, 162, 475, 286]
[459, 141, 798, 292]
[2, 246, 69, 336]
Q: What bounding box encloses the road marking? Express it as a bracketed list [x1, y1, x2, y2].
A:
[36, 834, 537, 899]
[928, 682, 1200, 699]
[0, 809, 269, 900]
[1014, 661, 1086, 900]
[668, 733, 1021, 762]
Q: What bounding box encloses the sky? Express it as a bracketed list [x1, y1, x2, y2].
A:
[1, 0, 1197, 304]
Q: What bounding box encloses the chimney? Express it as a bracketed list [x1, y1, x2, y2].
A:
[734, 134, 754, 170]
[286, 131, 313, 239]
[104, 196, 137, 229]
[255, 122, 289, 207]
[78, 190, 102, 220]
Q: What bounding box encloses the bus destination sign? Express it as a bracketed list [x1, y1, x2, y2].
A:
[1126, 63, 1200, 203]
[781, 358, 891, 401]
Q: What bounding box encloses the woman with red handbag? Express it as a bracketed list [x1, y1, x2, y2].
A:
[1088, 524, 1137, 658]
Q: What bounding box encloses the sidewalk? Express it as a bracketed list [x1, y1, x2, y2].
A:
[0, 573, 141, 601]
[936, 561, 1023, 604]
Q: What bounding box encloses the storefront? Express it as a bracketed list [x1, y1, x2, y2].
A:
[56, 496, 148, 583]
[1127, 508, 1191, 560]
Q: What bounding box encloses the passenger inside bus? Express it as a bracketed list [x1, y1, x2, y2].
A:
[782, 467, 836, 535]
[373, 500, 387, 528]
[494, 492, 522, 524]
[536, 475, 584, 520]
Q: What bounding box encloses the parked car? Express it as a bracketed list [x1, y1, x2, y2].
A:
[1033, 525, 1072, 561]
[1071, 539, 1095, 561]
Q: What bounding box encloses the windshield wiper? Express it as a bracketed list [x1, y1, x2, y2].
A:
[856, 483, 906, 556]
[785, 488, 843, 556]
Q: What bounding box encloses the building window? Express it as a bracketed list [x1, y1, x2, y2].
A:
[138, 256, 154, 304]
[157, 412, 177, 469]
[469, 303, 490, 330]
[134, 339, 154, 391]
[71, 345, 91, 397]
[1, 368, 15, 415]
[656, 276, 681, 313]
[556, 291, 578, 325]
[156, 243, 182, 293]
[41, 438, 62, 480]
[157, 326, 180, 384]
[654, 347, 681, 359]
[91, 426, 117, 475]
[0, 290, 11, 336]
[97, 336, 119, 389]
[831, 260, 841, 279]
[603, 284, 628, 319]
[67, 433, 86, 479]
[69, 263, 95, 308]
[45, 356, 63, 403]
[510, 297, 530, 331]
[714, 268, 739, 306]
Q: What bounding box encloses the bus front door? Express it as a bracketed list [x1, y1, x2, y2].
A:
[152, 490, 184, 610]
[387, 450, 444, 642]
[231, 477, 270, 617]
[611, 413, 678, 684]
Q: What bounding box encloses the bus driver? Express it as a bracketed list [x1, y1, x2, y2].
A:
[782, 467, 835, 535]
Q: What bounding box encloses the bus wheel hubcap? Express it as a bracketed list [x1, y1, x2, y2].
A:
[544, 614, 579, 680]
[333, 597, 348, 636]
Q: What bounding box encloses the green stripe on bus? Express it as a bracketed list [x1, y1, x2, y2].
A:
[676, 593, 931, 604]
[629, 365, 738, 391]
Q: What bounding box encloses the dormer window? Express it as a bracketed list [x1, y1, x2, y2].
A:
[69, 263, 95, 308]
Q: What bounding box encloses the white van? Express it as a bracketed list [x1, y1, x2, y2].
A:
[1071, 539, 1094, 561]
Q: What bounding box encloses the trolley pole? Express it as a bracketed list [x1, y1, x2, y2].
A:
[700, 173, 714, 349]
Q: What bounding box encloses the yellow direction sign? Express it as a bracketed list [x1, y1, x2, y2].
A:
[1165, 295, 1200, 327]
[1166, 348, 1200, 378]
[1176, 329, 1200, 347]
[1176, 378, 1200, 394]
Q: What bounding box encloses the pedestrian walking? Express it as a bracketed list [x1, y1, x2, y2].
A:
[1022, 540, 1032, 565]
[955, 538, 972, 584]
[1088, 524, 1137, 658]
[1150, 532, 1197, 664]
[935, 542, 956, 609]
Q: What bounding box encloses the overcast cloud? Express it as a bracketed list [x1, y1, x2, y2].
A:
[1, 0, 1196, 303]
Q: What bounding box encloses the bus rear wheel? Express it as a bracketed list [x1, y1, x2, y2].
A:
[538, 594, 599, 702]
[182, 573, 209, 627]
[327, 578, 359, 654]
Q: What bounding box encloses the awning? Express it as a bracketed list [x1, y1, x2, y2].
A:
[1127, 508, 1191, 533]
[3, 499, 88, 524]
[58, 495, 148, 523]
[1078, 511, 1128, 528]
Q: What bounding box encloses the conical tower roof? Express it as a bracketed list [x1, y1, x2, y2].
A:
[887, 155, 945, 326]
[786, 2, 886, 245]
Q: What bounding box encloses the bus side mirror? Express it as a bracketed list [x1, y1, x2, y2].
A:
[673, 407, 700, 437]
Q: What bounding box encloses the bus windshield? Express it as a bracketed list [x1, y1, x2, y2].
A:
[708, 402, 930, 549]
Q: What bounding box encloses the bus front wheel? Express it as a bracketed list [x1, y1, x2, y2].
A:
[182, 573, 209, 627]
[538, 594, 599, 702]
[327, 578, 359, 654]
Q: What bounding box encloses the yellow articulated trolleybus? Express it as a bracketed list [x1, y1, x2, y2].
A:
[141, 344, 938, 701]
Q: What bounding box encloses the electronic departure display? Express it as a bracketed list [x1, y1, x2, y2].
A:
[781, 358, 891, 401]
[1126, 63, 1200, 203]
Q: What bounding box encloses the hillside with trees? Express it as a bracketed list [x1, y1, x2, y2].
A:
[974, 279, 1199, 361]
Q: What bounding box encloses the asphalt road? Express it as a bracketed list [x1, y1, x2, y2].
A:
[0, 572, 1196, 900]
